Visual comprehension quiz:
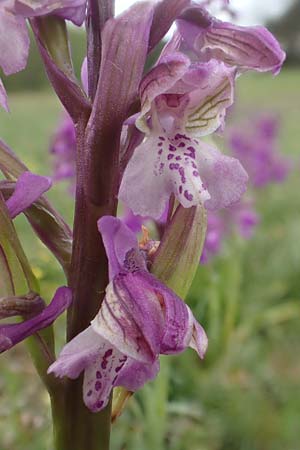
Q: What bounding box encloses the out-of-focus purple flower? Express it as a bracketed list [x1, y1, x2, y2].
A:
[48, 217, 207, 412]
[119, 53, 248, 219]
[229, 115, 290, 188]
[201, 199, 259, 263]
[50, 113, 76, 192]
[177, 6, 285, 74]
[200, 212, 224, 263]
[0, 287, 72, 353]
[228, 200, 260, 239]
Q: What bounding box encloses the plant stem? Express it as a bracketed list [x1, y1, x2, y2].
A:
[51, 380, 112, 450]
[54, 81, 119, 447]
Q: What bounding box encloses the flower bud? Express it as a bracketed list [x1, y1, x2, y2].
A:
[152, 204, 207, 298]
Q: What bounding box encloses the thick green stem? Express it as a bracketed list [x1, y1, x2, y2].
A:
[51, 380, 111, 450]
[51, 67, 119, 446]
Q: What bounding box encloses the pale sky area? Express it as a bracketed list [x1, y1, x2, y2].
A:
[116, 0, 293, 25]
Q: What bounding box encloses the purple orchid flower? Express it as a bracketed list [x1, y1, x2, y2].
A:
[0, 286, 72, 353]
[177, 6, 286, 74]
[119, 53, 248, 219]
[50, 113, 76, 190]
[200, 211, 224, 263]
[229, 115, 290, 188]
[201, 199, 259, 263]
[48, 216, 208, 412]
[232, 201, 260, 239]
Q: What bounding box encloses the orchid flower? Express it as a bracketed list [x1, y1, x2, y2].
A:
[49, 216, 208, 412]
[119, 53, 248, 219]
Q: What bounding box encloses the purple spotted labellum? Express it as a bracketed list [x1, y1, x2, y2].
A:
[49, 217, 207, 412]
[119, 52, 248, 219]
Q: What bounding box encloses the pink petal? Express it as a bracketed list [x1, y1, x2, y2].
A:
[48, 326, 108, 379]
[196, 142, 249, 210]
[0, 4, 29, 76]
[177, 7, 285, 74]
[137, 52, 190, 132]
[119, 132, 210, 219]
[91, 273, 164, 364]
[14, 0, 87, 26]
[97, 216, 142, 280]
[6, 171, 52, 219]
[119, 134, 172, 219]
[183, 60, 235, 137]
[115, 358, 160, 391]
[83, 346, 127, 412]
[0, 286, 71, 353]
[189, 315, 208, 359]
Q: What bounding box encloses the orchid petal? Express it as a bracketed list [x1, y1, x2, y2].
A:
[115, 358, 160, 391]
[196, 142, 249, 210]
[48, 325, 128, 412]
[122, 270, 208, 358]
[0, 286, 71, 353]
[0, 4, 30, 76]
[189, 315, 208, 359]
[137, 52, 190, 133]
[119, 133, 211, 219]
[97, 216, 141, 280]
[177, 7, 285, 74]
[119, 134, 172, 219]
[183, 61, 235, 137]
[14, 0, 87, 26]
[121, 207, 145, 234]
[6, 171, 52, 219]
[149, 0, 191, 52]
[48, 326, 104, 379]
[136, 270, 199, 355]
[83, 346, 127, 412]
[91, 272, 164, 363]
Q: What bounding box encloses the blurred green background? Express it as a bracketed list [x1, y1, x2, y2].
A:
[0, 8, 300, 450]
